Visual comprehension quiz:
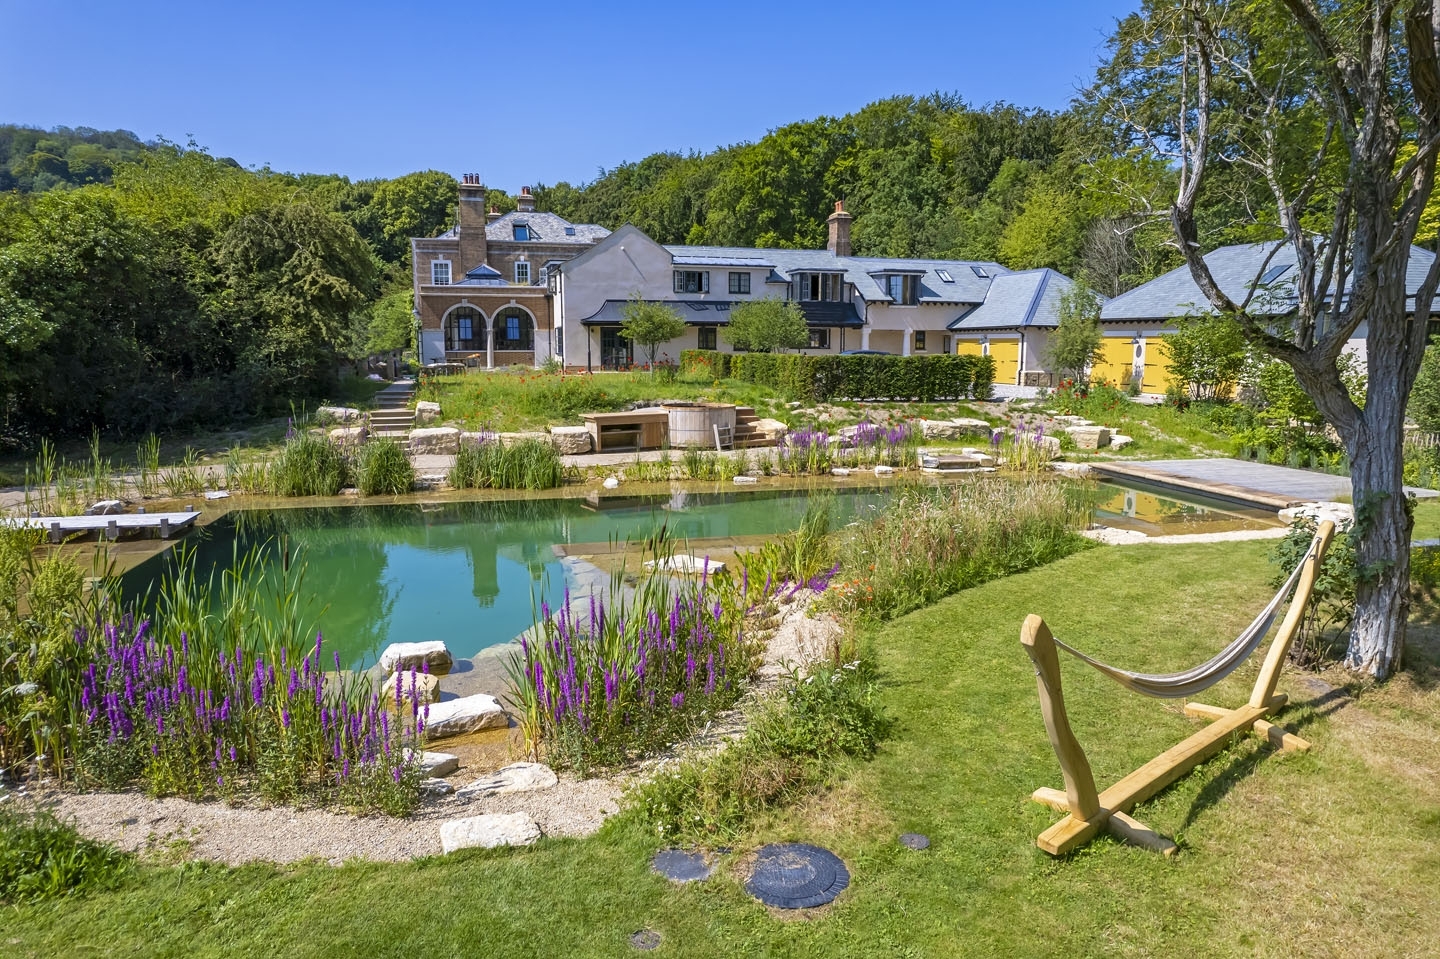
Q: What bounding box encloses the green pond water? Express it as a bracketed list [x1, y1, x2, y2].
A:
[120, 481, 1274, 670]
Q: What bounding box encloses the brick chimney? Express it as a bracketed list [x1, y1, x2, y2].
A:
[486, 206, 503, 223]
[516, 185, 536, 213]
[458, 174, 489, 272]
[826, 200, 853, 257]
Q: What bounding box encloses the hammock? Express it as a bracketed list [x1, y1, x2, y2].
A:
[1050, 549, 1310, 700]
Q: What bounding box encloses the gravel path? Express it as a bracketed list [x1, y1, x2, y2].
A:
[34, 771, 623, 867]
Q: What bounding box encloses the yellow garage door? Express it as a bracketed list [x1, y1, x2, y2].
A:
[1141, 337, 1174, 393]
[955, 339, 984, 356]
[988, 340, 1020, 385]
[1090, 337, 1136, 387]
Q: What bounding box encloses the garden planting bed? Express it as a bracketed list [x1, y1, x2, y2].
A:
[28, 586, 839, 866]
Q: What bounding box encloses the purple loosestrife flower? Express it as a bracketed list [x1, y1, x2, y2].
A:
[670, 692, 684, 709]
[281, 707, 291, 729]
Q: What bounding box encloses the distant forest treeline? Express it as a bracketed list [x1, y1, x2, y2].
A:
[0, 84, 1286, 443]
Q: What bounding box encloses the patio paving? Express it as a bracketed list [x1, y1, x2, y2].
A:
[1091, 458, 1438, 510]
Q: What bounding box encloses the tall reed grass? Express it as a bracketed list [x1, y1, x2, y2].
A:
[270, 434, 349, 496]
[355, 439, 414, 495]
[831, 477, 1088, 619]
[450, 436, 563, 490]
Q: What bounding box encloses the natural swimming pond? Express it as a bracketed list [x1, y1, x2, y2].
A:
[121, 480, 1276, 670]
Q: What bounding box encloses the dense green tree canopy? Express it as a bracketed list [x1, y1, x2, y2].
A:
[722, 299, 809, 354]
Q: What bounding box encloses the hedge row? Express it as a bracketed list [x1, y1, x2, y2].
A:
[679, 350, 996, 402]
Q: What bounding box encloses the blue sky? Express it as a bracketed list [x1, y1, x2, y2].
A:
[0, 0, 1137, 188]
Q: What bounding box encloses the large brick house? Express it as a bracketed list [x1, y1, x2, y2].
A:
[410, 177, 609, 367]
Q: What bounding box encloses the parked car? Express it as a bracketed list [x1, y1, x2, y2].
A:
[838, 349, 892, 355]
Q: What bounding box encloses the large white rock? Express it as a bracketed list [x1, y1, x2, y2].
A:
[316, 405, 365, 426]
[423, 693, 509, 739]
[382, 669, 441, 706]
[84, 500, 125, 516]
[408, 427, 460, 455]
[1110, 434, 1134, 452]
[1066, 425, 1111, 450]
[455, 762, 558, 799]
[549, 425, 592, 454]
[439, 813, 540, 853]
[1278, 501, 1354, 526]
[602, 476, 620, 489]
[415, 400, 442, 424]
[329, 426, 368, 447]
[378, 641, 454, 676]
[404, 749, 459, 777]
[919, 417, 992, 440]
[498, 431, 550, 446]
[751, 418, 789, 441]
[732, 475, 758, 485]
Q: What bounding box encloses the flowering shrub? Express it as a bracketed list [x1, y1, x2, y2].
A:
[777, 420, 918, 475]
[508, 565, 757, 771]
[76, 618, 423, 814]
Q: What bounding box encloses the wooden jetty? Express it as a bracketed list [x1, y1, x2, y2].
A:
[3, 511, 202, 543]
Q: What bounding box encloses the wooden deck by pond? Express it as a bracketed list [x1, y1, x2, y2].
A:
[1092, 458, 1438, 510]
[4, 511, 202, 542]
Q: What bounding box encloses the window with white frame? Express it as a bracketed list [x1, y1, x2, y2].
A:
[884, 274, 919, 304]
[728, 272, 750, 294]
[796, 273, 844, 302]
[431, 260, 451, 285]
[514, 261, 531, 284]
[674, 270, 709, 294]
[808, 329, 830, 349]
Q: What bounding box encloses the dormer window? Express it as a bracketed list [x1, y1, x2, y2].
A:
[883, 274, 919, 305]
[513, 223, 530, 241]
[796, 272, 844, 302]
[431, 260, 451, 285]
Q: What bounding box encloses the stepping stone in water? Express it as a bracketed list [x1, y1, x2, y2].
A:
[439, 813, 540, 853]
[744, 843, 850, 909]
[423, 694, 508, 739]
[456, 762, 558, 798]
[378, 640, 454, 676]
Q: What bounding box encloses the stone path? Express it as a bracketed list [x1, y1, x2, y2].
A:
[1093, 458, 1438, 510]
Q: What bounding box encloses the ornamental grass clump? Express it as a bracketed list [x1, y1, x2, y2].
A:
[847, 420, 917, 467]
[508, 561, 758, 771]
[271, 433, 349, 496]
[450, 434, 563, 490]
[996, 422, 1056, 475]
[355, 439, 414, 495]
[831, 477, 1088, 619]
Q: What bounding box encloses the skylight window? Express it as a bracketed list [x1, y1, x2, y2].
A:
[564, 226, 576, 236]
[1259, 264, 1291, 285]
[937, 269, 955, 283]
[513, 224, 530, 241]
[970, 266, 988, 278]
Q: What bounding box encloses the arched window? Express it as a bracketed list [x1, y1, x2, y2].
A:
[494, 308, 534, 350]
[445, 307, 483, 352]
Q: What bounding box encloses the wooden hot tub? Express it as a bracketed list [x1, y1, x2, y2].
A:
[666, 403, 737, 448]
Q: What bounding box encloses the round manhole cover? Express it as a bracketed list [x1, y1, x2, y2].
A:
[899, 832, 930, 850]
[744, 843, 850, 909]
[629, 929, 662, 951]
[651, 848, 714, 883]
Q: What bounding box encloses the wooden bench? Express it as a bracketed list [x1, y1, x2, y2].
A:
[582, 410, 670, 452]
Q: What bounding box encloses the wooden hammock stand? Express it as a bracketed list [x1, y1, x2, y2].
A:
[1021, 520, 1335, 857]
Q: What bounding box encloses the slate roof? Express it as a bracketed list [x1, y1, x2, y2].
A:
[1101, 241, 1440, 321]
[948, 269, 1097, 331]
[577, 299, 743, 325]
[663, 244, 1008, 305]
[486, 210, 610, 245]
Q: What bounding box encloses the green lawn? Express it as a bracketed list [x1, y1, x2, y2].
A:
[1415, 499, 1440, 540]
[6, 540, 1437, 957]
